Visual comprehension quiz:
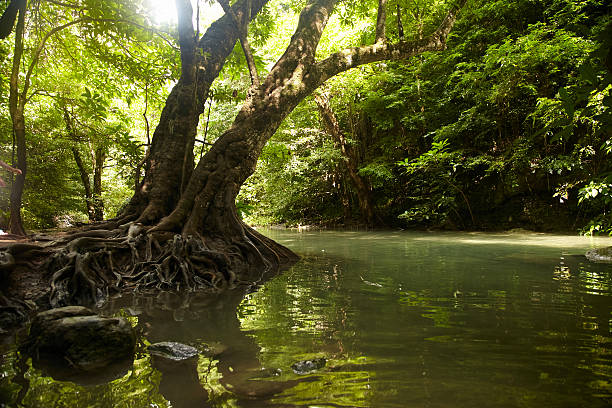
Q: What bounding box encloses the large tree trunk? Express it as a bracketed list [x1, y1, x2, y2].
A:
[121, 0, 270, 224]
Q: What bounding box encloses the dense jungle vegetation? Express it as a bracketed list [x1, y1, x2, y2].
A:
[0, 0, 610, 235]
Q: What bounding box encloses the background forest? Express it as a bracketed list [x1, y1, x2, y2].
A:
[1, 0, 611, 234]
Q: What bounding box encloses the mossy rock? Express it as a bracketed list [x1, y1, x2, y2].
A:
[149, 341, 200, 373]
[585, 246, 612, 263]
[25, 306, 135, 384]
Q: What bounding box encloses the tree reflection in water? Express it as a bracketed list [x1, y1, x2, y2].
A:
[105, 285, 301, 406]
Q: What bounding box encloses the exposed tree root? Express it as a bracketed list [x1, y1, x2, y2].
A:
[0, 223, 298, 313]
[0, 292, 34, 331]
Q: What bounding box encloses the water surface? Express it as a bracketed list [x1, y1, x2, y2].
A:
[1, 230, 612, 407]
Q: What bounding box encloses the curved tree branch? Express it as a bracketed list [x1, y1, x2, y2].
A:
[311, 0, 466, 87]
[21, 17, 85, 101]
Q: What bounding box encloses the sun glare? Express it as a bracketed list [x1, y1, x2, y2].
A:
[147, 0, 224, 26]
[147, 0, 177, 24]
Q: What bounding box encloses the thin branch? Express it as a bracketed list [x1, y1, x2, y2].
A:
[143, 82, 151, 147]
[217, 0, 260, 87]
[85, 18, 178, 50]
[396, 4, 404, 40]
[200, 97, 212, 160]
[46, 0, 82, 9]
[22, 14, 177, 102]
[196, 0, 200, 39]
[25, 89, 58, 103]
[22, 17, 86, 101]
[105, 30, 154, 66]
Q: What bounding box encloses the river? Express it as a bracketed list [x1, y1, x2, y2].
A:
[1, 229, 612, 407]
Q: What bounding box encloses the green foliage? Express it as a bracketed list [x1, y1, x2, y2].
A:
[578, 174, 612, 235]
[0, 0, 609, 232]
[242, 0, 611, 231]
[0, 0, 174, 228]
[239, 99, 347, 225]
[345, 0, 612, 230]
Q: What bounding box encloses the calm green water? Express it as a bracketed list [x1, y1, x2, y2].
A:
[2, 230, 612, 407]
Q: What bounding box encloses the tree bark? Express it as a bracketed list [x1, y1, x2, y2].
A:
[122, 0, 270, 224]
[8, 0, 26, 236]
[397, 4, 404, 40]
[9, 116, 26, 236]
[93, 147, 105, 221]
[72, 148, 95, 221]
[376, 0, 388, 43]
[314, 92, 375, 225]
[0, 0, 25, 39]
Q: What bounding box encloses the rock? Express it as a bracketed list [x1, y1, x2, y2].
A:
[148, 342, 208, 407]
[291, 357, 326, 374]
[149, 341, 199, 361]
[25, 306, 135, 384]
[586, 246, 612, 263]
[149, 341, 199, 372]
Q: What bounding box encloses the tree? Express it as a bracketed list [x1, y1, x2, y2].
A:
[1, 0, 468, 308]
[6, 0, 27, 235]
[314, 91, 377, 225]
[0, 0, 24, 39]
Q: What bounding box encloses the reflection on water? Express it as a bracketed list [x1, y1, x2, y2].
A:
[1, 230, 612, 407]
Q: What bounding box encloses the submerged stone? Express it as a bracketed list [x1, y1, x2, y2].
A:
[149, 341, 200, 373]
[585, 246, 612, 263]
[291, 357, 326, 374]
[149, 341, 199, 361]
[25, 306, 135, 384]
